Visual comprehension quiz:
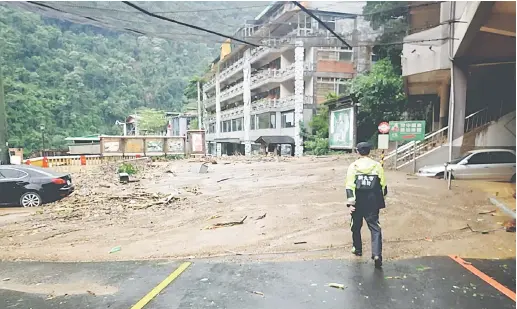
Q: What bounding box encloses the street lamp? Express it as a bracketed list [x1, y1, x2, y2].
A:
[40, 125, 45, 157]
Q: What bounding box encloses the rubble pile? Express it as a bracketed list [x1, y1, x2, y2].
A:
[37, 160, 185, 222]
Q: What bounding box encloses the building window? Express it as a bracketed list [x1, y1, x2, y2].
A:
[208, 123, 215, 134]
[222, 120, 231, 133]
[339, 51, 352, 61]
[281, 110, 295, 128]
[255, 112, 276, 129]
[318, 47, 353, 62]
[269, 87, 280, 99]
[371, 53, 379, 63]
[232, 117, 243, 131]
[316, 77, 347, 99]
[251, 114, 256, 130]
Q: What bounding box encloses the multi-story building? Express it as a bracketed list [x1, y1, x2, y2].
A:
[202, 1, 378, 156]
[395, 1, 515, 171]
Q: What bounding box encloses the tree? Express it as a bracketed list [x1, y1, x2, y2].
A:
[0, 3, 264, 154]
[346, 59, 407, 144]
[363, 2, 409, 73]
[136, 108, 166, 134]
[302, 93, 336, 155]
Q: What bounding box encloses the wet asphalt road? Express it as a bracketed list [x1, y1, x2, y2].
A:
[0, 257, 515, 309]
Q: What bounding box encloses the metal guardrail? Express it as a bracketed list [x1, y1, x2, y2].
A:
[385, 107, 499, 169]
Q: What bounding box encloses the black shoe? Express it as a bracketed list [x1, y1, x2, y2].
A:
[351, 247, 362, 257]
[373, 256, 382, 268]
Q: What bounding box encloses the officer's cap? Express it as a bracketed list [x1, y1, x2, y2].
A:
[356, 142, 371, 155]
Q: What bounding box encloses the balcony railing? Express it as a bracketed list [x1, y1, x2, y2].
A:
[220, 82, 244, 102]
[203, 63, 314, 107]
[250, 63, 296, 89]
[251, 95, 314, 113]
[220, 106, 244, 120]
[204, 97, 215, 108]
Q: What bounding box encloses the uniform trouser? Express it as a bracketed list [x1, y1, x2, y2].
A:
[350, 208, 382, 258]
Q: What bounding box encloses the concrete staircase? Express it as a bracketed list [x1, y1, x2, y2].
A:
[384, 107, 510, 171]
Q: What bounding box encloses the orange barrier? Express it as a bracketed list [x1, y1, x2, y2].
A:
[42, 157, 49, 168]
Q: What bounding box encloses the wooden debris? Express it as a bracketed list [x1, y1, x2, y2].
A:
[328, 283, 346, 290]
[294, 241, 307, 245]
[478, 209, 496, 215]
[251, 291, 264, 296]
[217, 177, 232, 183]
[204, 216, 247, 230]
[256, 213, 266, 220]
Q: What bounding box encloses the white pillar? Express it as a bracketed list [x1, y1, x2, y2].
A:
[215, 65, 222, 157]
[243, 49, 252, 156]
[202, 87, 209, 154]
[294, 41, 305, 157]
[197, 81, 202, 129]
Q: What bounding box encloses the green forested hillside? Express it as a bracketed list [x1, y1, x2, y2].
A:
[0, 3, 264, 152]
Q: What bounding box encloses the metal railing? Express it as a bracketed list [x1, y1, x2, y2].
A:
[385, 107, 501, 169]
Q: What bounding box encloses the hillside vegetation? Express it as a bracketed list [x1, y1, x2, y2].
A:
[0, 3, 264, 152]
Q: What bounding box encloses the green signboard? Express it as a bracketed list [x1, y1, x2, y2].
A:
[388, 121, 426, 142]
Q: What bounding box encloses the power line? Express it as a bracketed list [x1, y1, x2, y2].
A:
[56, 3, 269, 14]
[292, 1, 351, 49]
[122, 1, 260, 47]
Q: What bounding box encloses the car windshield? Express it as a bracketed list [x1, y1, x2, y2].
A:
[449, 153, 471, 164]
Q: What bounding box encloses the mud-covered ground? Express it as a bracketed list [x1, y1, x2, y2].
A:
[0, 155, 514, 262]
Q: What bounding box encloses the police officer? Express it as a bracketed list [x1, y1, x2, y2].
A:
[346, 142, 388, 268]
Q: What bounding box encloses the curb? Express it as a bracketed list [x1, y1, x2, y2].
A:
[489, 197, 516, 219]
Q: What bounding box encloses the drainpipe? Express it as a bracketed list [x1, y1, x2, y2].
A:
[447, 1, 456, 162]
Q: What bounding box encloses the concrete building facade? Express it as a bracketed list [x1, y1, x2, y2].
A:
[202, 1, 378, 156]
[393, 1, 516, 171]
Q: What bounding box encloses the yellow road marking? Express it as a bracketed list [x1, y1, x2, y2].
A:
[131, 262, 192, 309]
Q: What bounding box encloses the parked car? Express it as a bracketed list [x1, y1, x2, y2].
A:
[417, 149, 516, 182]
[0, 165, 74, 207]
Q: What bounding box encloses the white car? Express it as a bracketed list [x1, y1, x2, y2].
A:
[417, 149, 516, 182]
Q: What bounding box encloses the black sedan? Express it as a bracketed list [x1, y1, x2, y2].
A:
[0, 165, 74, 207]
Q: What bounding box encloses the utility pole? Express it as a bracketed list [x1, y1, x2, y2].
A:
[40, 125, 45, 156]
[197, 80, 202, 129]
[0, 64, 9, 165]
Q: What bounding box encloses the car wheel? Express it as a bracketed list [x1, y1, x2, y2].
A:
[20, 192, 42, 207]
[436, 172, 454, 180]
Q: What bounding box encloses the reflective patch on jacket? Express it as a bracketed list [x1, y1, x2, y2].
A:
[355, 174, 380, 191]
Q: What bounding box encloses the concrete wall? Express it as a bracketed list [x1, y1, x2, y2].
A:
[68, 144, 101, 155]
[474, 111, 516, 148]
[401, 1, 484, 77]
[280, 82, 294, 97]
[401, 25, 450, 77]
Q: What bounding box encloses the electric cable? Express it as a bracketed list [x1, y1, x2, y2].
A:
[122, 1, 260, 47]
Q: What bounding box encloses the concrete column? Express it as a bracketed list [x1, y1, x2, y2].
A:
[449, 62, 467, 160]
[197, 81, 202, 129]
[243, 49, 252, 156]
[216, 143, 222, 157]
[202, 88, 208, 154]
[439, 82, 449, 129]
[294, 41, 305, 157]
[215, 65, 221, 156]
